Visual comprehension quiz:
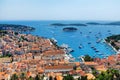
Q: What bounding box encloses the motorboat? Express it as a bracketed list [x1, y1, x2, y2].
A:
[88, 42, 91, 44]
[79, 46, 82, 49]
[96, 39, 101, 43]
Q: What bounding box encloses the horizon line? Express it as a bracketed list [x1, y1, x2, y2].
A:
[0, 19, 120, 22]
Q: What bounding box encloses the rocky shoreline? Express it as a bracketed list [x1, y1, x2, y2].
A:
[0, 24, 35, 32]
[104, 39, 118, 53]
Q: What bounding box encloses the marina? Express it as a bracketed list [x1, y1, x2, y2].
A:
[0, 21, 120, 61]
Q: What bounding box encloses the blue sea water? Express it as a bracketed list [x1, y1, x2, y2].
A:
[0, 20, 120, 60]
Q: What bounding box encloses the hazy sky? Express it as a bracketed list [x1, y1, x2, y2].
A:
[0, 0, 120, 20]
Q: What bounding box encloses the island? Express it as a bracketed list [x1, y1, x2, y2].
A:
[50, 23, 87, 26]
[0, 24, 35, 32]
[50, 23, 67, 26]
[105, 21, 120, 25]
[87, 21, 120, 26]
[63, 27, 78, 32]
[86, 22, 102, 25]
[68, 23, 87, 26]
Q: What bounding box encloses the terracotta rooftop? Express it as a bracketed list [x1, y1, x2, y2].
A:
[95, 65, 107, 71]
[108, 55, 115, 61]
[45, 65, 73, 70]
[84, 62, 98, 66]
[43, 50, 64, 56]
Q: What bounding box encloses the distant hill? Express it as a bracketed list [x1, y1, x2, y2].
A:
[0, 24, 35, 32]
[86, 22, 102, 25]
[105, 21, 120, 25]
[50, 23, 87, 26]
[87, 21, 120, 26]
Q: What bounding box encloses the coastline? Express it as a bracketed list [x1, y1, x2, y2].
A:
[1, 21, 120, 60]
[104, 39, 118, 53]
[48, 38, 74, 62]
[48, 37, 119, 62]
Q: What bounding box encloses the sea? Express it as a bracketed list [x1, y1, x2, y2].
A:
[0, 20, 120, 61]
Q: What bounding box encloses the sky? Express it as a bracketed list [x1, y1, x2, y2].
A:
[0, 0, 120, 21]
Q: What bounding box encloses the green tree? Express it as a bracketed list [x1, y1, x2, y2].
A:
[63, 74, 74, 80]
[35, 75, 40, 80]
[109, 68, 120, 80]
[73, 65, 77, 70]
[54, 76, 57, 80]
[80, 76, 87, 80]
[20, 73, 26, 80]
[78, 77, 81, 80]
[14, 32, 18, 35]
[10, 74, 18, 80]
[84, 55, 93, 61]
[28, 76, 33, 80]
[92, 70, 98, 77]
[95, 69, 120, 80]
[39, 75, 45, 80]
[49, 76, 53, 80]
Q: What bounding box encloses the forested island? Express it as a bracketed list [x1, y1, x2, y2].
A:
[0, 24, 35, 32]
[105, 21, 120, 25]
[87, 21, 120, 25]
[51, 21, 120, 26]
[86, 22, 102, 25]
[50, 23, 87, 26]
[63, 27, 78, 32]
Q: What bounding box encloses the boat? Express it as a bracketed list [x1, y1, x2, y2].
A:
[109, 32, 112, 35]
[79, 44, 83, 49]
[79, 46, 82, 49]
[77, 56, 84, 62]
[96, 39, 101, 43]
[106, 47, 109, 49]
[51, 31, 54, 34]
[69, 57, 75, 61]
[86, 35, 90, 38]
[107, 30, 111, 32]
[88, 42, 91, 44]
[68, 48, 74, 52]
[80, 32, 82, 34]
[60, 44, 69, 48]
[91, 46, 95, 48]
[95, 50, 99, 52]
[89, 32, 92, 33]
[68, 54, 73, 58]
[93, 48, 97, 50]
[97, 53, 103, 55]
[95, 36, 99, 39]
[98, 32, 101, 34]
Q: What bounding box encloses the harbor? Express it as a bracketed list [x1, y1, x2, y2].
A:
[0, 21, 119, 60]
